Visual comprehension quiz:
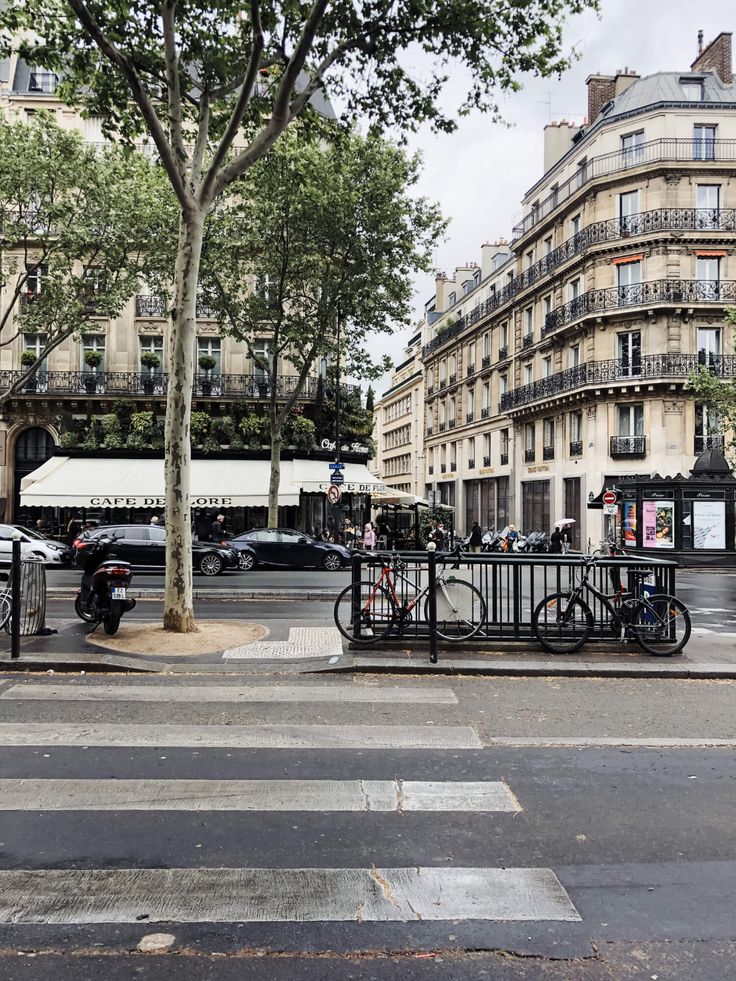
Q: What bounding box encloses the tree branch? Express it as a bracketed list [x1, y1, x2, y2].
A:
[161, 0, 187, 182]
[190, 91, 211, 184]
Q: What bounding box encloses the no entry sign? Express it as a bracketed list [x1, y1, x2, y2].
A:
[602, 490, 618, 506]
[327, 484, 342, 504]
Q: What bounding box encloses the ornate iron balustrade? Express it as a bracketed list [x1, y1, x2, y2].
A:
[498, 346, 508, 361]
[610, 435, 647, 457]
[524, 448, 535, 463]
[513, 138, 736, 242]
[481, 407, 490, 419]
[483, 455, 491, 467]
[449, 373, 457, 385]
[426, 427, 433, 436]
[466, 364, 475, 376]
[427, 385, 434, 396]
[500, 452, 509, 465]
[569, 440, 583, 457]
[449, 419, 456, 429]
[136, 294, 219, 319]
[0, 369, 347, 401]
[543, 279, 736, 336]
[466, 412, 474, 423]
[543, 445, 555, 460]
[522, 333, 534, 349]
[439, 422, 446, 432]
[500, 352, 736, 412]
[468, 458, 475, 469]
[694, 434, 725, 453]
[481, 354, 491, 369]
[28, 72, 58, 94]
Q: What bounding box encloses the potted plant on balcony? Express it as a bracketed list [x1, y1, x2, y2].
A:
[198, 354, 217, 396]
[83, 350, 103, 393]
[20, 350, 38, 392]
[140, 351, 161, 395]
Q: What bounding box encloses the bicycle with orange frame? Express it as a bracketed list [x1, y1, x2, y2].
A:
[334, 548, 487, 645]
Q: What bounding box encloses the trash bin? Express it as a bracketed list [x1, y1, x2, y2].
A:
[3, 556, 46, 636]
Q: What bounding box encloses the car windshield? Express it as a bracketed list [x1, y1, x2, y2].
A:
[15, 526, 44, 540]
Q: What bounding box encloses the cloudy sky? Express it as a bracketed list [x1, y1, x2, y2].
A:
[371, 0, 734, 393]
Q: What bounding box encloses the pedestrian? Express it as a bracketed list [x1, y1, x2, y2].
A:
[560, 526, 572, 554]
[434, 523, 446, 550]
[506, 524, 519, 551]
[344, 521, 356, 549]
[468, 521, 483, 553]
[210, 513, 225, 540]
[377, 515, 390, 549]
[549, 526, 563, 554]
[363, 521, 376, 550]
[150, 515, 160, 525]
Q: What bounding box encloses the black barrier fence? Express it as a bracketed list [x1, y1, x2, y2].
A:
[347, 550, 678, 661]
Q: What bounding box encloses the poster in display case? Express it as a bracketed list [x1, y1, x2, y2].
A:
[693, 499, 726, 549]
[642, 499, 674, 549]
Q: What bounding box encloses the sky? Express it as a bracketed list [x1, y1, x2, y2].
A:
[371, 0, 735, 395]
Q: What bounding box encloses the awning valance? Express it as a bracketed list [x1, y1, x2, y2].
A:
[291, 459, 387, 495]
[20, 457, 300, 509]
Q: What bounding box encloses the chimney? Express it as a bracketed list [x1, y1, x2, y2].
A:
[586, 74, 616, 125]
[544, 120, 581, 171]
[691, 31, 732, 84]
[614, 67, 639, 97]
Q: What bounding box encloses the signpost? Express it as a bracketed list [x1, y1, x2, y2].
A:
[330, 472, 344, 485]
[326, 484, 342, 505]
[602, 490, 618, 506]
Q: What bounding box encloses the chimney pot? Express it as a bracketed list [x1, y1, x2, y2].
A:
[691, 31, 732, 84]
[698, 29, 704, 54]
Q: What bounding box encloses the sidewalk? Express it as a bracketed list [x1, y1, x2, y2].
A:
[2, 616, 735, 679]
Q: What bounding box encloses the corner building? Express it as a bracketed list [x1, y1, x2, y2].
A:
[417, 32, 736, 549]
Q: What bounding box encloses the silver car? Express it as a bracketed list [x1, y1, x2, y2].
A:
[0, 524, 71, 565]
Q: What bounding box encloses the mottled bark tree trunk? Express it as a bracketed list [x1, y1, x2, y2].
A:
[163, 209, 205, 632]
[267, 422, 281, 529]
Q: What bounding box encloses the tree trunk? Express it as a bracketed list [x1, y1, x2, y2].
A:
[163, 209, 205, 632]
[268, 421, 281, 528]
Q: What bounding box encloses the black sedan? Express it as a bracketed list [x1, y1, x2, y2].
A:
[81, 524, 240, 576]
[226, 528, 351, 571]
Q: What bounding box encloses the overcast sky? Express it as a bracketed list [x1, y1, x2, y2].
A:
[371, 0, 734, 395]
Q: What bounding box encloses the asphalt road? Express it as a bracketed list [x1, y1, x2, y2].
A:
[0, 673, 733, 979]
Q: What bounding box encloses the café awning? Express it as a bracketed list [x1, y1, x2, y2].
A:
[20, 456, 300, 509]
[290, 459, 387, 495]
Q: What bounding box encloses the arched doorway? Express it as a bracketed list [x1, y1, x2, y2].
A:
[13, 427, 56, 521]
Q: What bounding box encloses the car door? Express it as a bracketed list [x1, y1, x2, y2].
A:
[252, 529, 282, 565]
[277, 529, 314, 567]
[146, 525, 167, 567]
[0, 525, 16, 563]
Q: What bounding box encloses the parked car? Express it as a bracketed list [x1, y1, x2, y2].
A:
[227, 528, 350, 571]
[0, 524, 71, 565]
[81, 524, 239, 576]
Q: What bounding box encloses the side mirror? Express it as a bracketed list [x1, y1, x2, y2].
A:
[298, 537, 308, 544]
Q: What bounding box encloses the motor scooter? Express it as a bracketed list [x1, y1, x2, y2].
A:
[73, 533, 136, 635]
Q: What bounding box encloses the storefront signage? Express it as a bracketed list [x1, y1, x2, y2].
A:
[317, 482, 386, 494]
[89, 496, 234, 507]
[642, 499, 674, 549]
[479, 467, 495, 475]
[693, 499, 726, 549]
[527, 465, 549, 474]
[320, 439, 369, 454]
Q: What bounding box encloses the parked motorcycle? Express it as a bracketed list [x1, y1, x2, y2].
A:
[519, 530, 550, 553]
[73, 533, 136, 635]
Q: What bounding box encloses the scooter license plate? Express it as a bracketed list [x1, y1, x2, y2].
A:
[111, 587, 127, 600]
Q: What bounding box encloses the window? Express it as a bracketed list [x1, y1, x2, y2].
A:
[28, 67, 57, 93]
[570, 411, 583, 442]
[483, 433, 491, 463]
[462, 278, 474, 295]
[695, 402, 723, 452]
[543, 417, 555, 456]
[83, 265, 106, 297]
[617, 404, 644, 436]
[499, 374, 508, 395]
[23, 333, 48, 373]
[621, 130, 644, 165]
[467, 341, 475, 366]
[617, 259, 641, 297]
[696, 185, 721, 229]
[84, 115, 104, 143]
[482, 333, 490, 359]
[697, 327, 722, 367]
[542, 356, 552, 378]
[449, 354, 457, 378]
[139, 335, 164, 373]
[439, 361, 446, 385]
[525, 423, 535, 449]
[619, 190, 639, 232]
[568, 277, 582, 301]
[81, 334, 105, 371]
[524, 363, 533, 385]
[617, 330, 641, 377]
[466, 388, 475, 415]
[525, 250, 534, 271]
[696, 256, 722, 299]
[570, 214, 581, 238]
[525, 307, 533, 336]
[543, 295, 552, 319]
[449, 397, 456, 425]
[439, 402, 446, 426]
[482, 382, 490, 410]
[198, 337, 221, 375]
[448, 291, 456, 307]
[255, 273, 278, 307]
[681, 79, 704, 101]
[569, 345, 580, 368]
[500, 322, 508, 349]
[24, 263, 46, 297]
[694, 125, 716, 161]
[544, 236, 553, 256]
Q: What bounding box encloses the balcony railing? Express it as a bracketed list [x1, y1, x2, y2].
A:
[426, 426, 433, 436]
[448, 419, 456, 429]
[694, 434, 725, 454]
[427, 385, 434, 396]
[569, 440, 583, 457]
[423, 205, 736, 360]
[483, 455, 491, 467]
[500, 352, 736, 412]
[468, 458, 475, 469]
[500, 452, 509, 466]
[136, 293, 217, 319]
[610, 435, 647, 457]
[449, 373, 457, 385]
[544, 280, 736, 337]
[441, 463, 447, 473]
[513, 138, 736, 242]
[439, 421, 446, 432]
[466, 412, 474, 424]
[0, 370, 352, 401]
[524, 448, 535, 463]
[522, 333, 534, 349]
[481, 355, 491, 369]
[543, 445, 555, 461]
[481, 407, 490, 419]
[466, 364, 475, 376]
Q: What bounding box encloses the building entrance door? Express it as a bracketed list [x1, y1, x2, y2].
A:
[13, 427, 56, 520]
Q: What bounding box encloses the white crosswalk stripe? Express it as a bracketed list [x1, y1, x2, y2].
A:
[223, 626, 343, 659]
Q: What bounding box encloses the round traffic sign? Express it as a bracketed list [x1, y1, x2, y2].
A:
[602, 490, 618, 506]
[327, 484, 342, 504]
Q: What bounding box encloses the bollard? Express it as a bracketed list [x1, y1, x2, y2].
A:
[427, 549, 438, 664]
[10, 533, 21, 660]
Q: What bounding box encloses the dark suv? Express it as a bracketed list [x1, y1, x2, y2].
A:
[83, 524, 239, 576]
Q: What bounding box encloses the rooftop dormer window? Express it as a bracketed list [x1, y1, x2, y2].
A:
[680, 77, 705, 101]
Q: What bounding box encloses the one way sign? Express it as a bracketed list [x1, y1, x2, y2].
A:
[329, 462, 345, 470]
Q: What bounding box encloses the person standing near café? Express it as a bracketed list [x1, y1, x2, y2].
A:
[210, 513, 225, 541]
[468, 521, 483, 553]
[363, 521, 376, 550]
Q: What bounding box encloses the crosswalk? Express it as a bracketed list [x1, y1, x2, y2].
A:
[0, 677, 582, 932]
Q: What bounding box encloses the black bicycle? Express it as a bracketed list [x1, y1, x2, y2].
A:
[532, 552, 691, 656]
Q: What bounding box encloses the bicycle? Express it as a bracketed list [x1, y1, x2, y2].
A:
[333, 547, 487, 645]
[0, 574, 11, 631]
[531, 552, 691, 656]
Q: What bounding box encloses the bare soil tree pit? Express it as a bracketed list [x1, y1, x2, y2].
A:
[86, 621, 269, 657]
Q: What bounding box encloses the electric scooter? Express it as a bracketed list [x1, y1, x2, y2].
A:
[73, 533, 136, 635]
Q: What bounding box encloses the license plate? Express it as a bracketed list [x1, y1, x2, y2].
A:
[111, 587, 127, 600]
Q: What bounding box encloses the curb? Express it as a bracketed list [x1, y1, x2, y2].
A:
[0, 655, 166, 673]
[46, 589, 340, 601]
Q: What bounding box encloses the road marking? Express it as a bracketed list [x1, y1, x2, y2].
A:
[0, 867, 579, 923]
[0, 723, 481, 749]
[223, 626, 343, 660]
[483, 737, 736, 748]
[0, 778, 519, 812]
[0, 684, 458, 705]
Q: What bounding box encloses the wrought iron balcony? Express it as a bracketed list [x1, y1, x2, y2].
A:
[498, 346, 508, 361]
[610, 435, 647, 457]
[522, 333, 534, 349]
[449, 373, 457, 385]
[439, 421, 446, 432]
[512, 138, 736, 242]
[524, 448, 535, 463]
[694, 434, 725, 453]
[500, 452, 509, 466]
[441, 463, 447, 473]
[466, 364, 475, 376]
[481, 407, 490, 419]
[569, 440, 583, 457]
[483, 455, 491, 467]
[481, 355, 491, 369]
[500, 352, 736, 412]
[0, 369, 349, 401]
[543, 445, 555, 460]
[438, 378, 447, 391]
[448, 419, 456, 429]
[468, 458, 475, 469]
[427, 385, 434, 396]
[426, 426, 433, 436]
[466, 412, 474, 424]
[136, 293, 218, 319]
[428, 465, 434, 475]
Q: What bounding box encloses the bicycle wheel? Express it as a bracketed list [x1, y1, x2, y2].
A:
[0, 595, 10, 630]
[424, 578, 487, 641]
[532, 591, 593, 654]
[631, 594, 691, 656]
[334, 580, 396, 646]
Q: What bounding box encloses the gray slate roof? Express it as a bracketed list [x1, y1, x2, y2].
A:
[596, 70, 736, 126]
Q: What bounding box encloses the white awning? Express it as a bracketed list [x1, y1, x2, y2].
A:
[371, 489, 428, 506]
[291, 459, 387, 495]
[20, 457, 300, 508]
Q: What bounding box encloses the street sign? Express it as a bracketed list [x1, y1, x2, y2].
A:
[602, 490, 618, 506]
[427, 490, 439, 506]
[328, 462, 345, 470]
[603, 503, 618, 516]
[326, 484, 342, 504]
[330, 472, 344, 485]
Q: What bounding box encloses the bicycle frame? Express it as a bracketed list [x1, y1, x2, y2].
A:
[367, 562, 429, 615]
[565, 559, 667, 638]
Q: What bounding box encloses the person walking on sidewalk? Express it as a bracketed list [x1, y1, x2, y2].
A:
[363, 521, 376, 551]
[468, 521, 483, 553]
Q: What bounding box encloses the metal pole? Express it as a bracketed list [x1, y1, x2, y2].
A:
[10, 534, 21, 660]
[334, 305, 341, 465]
[428, 549, 438, 664]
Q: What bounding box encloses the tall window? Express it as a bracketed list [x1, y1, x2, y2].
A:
[617, 259, 641, 300]
[24, 263, 46, 297]
[466, 388, 475, 417]
[483, 433, 491, 464]
[467, 341, 475, 368]
[694, 125, 716, 161]
[252, 338, 272, 383]
[697, 327, 721, 368]
[23, 333, 48, 373]
[696, 256, 721, 299]
[500, 322, 508, 350]
[197, 337, 221, 374]
[439, 360, 446, 385]
[500, 429, 509, 460]
[449, 354, 457, 378]
[524, 363, 533, 385]
[524, 423, 536, 461]
[696, 185, 721, 230]
[570, 214, 581, 238]
[448, 291, 456, 307]
[449, 397, 456, 425]
[482, 333, 490, 359]
[81, 334, 105, 371]
[543, 417, 555, 448]
[544, 235, 553, 255]
[621, 130, 644, 165]
[617, 403, 644, 436]
[139, 335, 164, 373]
[619, 190, 639, 232]
[695, 402, 723, 452]
[568, 277, 582, 301]
[482, 382, 490, 411]
[617, 330, 642, 378]
[570, 411, 583, 443]
[542, 356, 552, 378]
[525, 250, 534, 270]
[525, 307, 533, 337]
[439, 401, 446, 426]
[569, 345, 580, 368]
[499, 374, 508, 396]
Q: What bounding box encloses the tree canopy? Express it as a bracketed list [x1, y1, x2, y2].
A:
[689, 307, 736, 457]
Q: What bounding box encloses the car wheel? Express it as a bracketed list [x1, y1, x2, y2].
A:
[321, 551, 343, 571]
[199, 553, 224, 577]
[238, 551, 256, 571]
